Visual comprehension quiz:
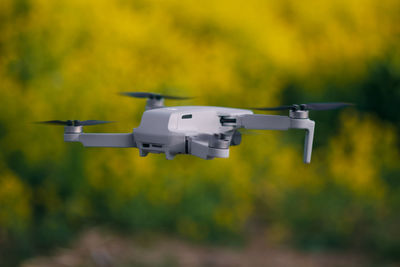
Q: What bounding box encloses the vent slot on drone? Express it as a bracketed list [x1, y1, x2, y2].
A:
[182, 114, 192, 119]
[151, 144, 163, 148]
[142, 143, 163, 149]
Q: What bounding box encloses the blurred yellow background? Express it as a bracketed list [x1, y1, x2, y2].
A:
[0, 0, 399, 265]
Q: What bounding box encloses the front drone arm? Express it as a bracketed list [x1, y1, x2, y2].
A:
[64, 126, 136, 147]
[235, 113, 315, 163]
[237, 114, 291, 130]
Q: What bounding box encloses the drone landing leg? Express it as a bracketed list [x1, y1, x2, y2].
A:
[290, 118, 315, 164]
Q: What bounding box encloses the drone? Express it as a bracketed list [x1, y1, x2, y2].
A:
[39, 92, 352, 163]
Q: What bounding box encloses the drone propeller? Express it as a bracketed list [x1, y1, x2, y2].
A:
[251, 102, 354, 111]
[120, 92, 192, 100]
[37, 120, 114, 126]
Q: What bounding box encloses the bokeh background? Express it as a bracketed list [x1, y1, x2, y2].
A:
[1, 0, 400, 265]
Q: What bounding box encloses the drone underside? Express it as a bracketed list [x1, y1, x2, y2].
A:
[39, 92, 352, 164]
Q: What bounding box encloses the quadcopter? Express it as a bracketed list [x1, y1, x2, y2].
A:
[39, 92, 352, 163]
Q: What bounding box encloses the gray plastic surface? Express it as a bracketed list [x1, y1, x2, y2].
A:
[238, 113, 315, 163]
[62, 106, 315, 163]
[79, 133, 136, 147]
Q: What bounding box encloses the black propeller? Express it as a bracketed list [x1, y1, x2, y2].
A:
[251, 102, 354, 111]
[37, 120, 114, 126]
[120, 92, 192, 100]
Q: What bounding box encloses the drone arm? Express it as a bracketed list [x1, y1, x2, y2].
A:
[237, 114, 291, 130]
[65, 130, 136, 148]
[237, 114, 315, 163]
[79, 133, 136, 147]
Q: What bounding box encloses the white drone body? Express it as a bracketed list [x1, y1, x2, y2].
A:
[61, 95, 318, 164]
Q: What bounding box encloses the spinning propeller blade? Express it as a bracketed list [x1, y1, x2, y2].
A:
[37, 120, 114, 126]
[251, 102, 354, 111]
[37, 120, 72, 125]
[120, 92, 192, 100]
[299, 102, 354, 110]
[79, 120, 114, 126]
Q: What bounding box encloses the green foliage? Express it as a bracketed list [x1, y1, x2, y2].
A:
[0, 0, 400, 265]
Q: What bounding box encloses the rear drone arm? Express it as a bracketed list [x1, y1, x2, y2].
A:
[64, 126, 136, 147]
[234, 111, 315, 163]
